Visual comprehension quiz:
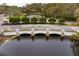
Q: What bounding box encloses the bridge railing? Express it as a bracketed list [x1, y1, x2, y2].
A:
[1, 28, 75, 32]
[0, 25, 76, 32]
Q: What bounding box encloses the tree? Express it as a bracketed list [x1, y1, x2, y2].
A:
[45, 7, 59, 17]
[74, 8, 79, 17]
[62, 14, 76, 21]
[0, 3, 22, 16]
[76, 17, 79, 24]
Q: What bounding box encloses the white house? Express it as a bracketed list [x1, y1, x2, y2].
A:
[0, 14, 9, 25]
[26, 13, 43, 19]
[0, 14, 5, 25]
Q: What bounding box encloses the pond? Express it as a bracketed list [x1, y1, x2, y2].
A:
[0, 34, 78, 56]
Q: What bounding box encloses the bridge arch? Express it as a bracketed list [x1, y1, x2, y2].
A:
[49, 33, 61, 37]
[35, 33, 46, 36]
[20, 33, 31, 37]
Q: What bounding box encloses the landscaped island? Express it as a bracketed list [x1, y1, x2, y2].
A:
[1, 3, 79, 26]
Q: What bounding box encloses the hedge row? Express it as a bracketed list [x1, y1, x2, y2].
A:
[9, 16, 65, 24]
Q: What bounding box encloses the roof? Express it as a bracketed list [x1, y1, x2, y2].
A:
[27, 14, 42, 19]
[27, 13, 43, 15]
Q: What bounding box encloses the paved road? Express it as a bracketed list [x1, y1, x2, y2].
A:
[0, 24, 79, 32]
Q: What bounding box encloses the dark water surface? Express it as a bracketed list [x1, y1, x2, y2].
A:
[0, 34, 78, 56]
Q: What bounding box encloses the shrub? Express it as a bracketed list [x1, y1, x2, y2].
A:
[22, 17, 29, 24]
[9, 16, 20, 24]
[58, 18, 65, 25]
[31, 17, 38, 24]
[39, 18, 46, 24]
[48, 17, 56, 24]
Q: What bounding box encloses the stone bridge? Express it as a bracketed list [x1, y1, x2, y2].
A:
[2, 28, 75, 37]
[0, 24, 78, 37]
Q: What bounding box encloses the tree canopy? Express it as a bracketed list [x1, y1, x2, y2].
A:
[1, 3, 79, 22]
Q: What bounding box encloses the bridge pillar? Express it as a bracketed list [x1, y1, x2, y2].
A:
[16, 29, 20, 36]
[31, 28, 35, 40]
[61, 29, 65, 41]
[46, 28, 50, 40]
[16, 29, 20, 40]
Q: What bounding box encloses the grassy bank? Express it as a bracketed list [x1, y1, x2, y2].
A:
[0, 35, 17, 45]
[69, 32, 79, 41]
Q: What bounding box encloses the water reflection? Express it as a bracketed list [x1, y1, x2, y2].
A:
[71, 41, 79, 56]
[0, 34, 79, 56]
[31, 36, 35, 41]
[60, 37, 64, 41]
[16, 36, 20, 41]
[46, 36, 49, 41]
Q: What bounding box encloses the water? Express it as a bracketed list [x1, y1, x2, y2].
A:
[0, 34, 78, 56]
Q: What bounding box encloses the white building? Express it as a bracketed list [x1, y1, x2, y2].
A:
[0, 14, 9, 25]
[26, 13, 43, 19]
[0, 14, 5, 25]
